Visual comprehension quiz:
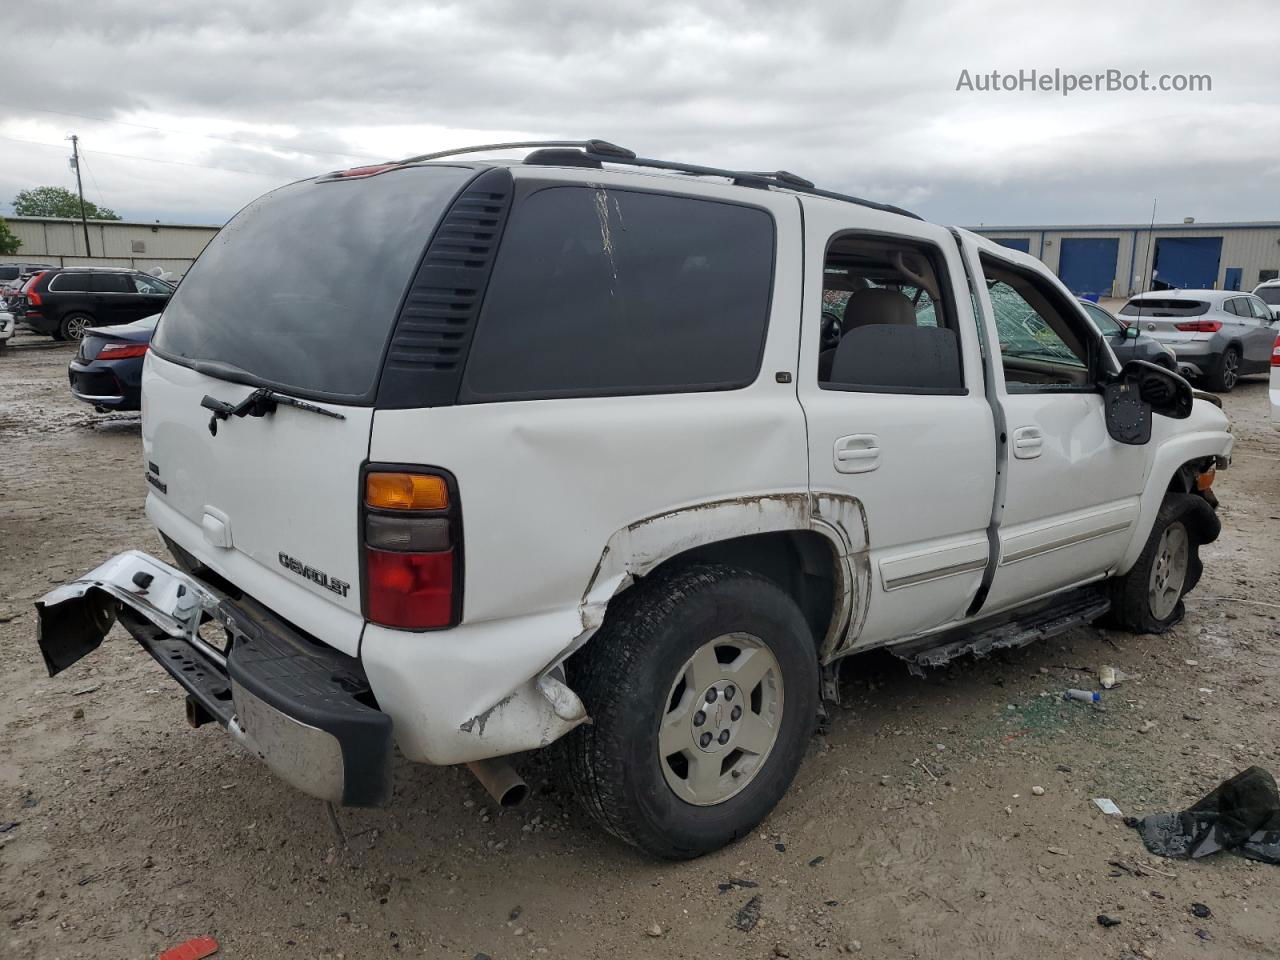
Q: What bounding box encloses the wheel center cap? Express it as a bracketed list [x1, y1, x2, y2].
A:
[692, 680, 742, 754]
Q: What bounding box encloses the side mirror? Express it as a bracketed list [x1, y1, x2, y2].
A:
[1104, 360, 1194, 445]
[1122, 325, 1141, 341]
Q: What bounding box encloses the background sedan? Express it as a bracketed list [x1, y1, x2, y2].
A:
[68, 314, 158, 411]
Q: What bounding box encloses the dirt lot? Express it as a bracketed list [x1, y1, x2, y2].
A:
[2, 331, 1278, 960]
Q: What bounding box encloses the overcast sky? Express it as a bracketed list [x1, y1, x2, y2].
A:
[1, 0, 1276, 227]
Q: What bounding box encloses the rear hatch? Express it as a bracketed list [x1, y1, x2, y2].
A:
[1119, 297, 1214, 344]
[142, 164, 476, 655]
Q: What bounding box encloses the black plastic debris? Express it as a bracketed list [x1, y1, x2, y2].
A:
[1132, 766, 1280, 864]
[1097, 914, 1121, 928]
[1190, 902, 1212, 919]
[734, 895, 763, 932]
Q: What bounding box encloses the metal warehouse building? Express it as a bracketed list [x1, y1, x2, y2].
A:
[973, 220, 1280, 300]
[0, 215, 219, 276]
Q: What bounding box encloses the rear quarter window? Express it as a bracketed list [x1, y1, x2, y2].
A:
[459, 186, 775, 401]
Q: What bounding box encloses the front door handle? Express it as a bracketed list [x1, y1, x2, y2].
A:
[834, 434, 880, 474]
[1012, 426, 1043, 459]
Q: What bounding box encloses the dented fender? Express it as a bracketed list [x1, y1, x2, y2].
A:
[576, 491, 872, 662]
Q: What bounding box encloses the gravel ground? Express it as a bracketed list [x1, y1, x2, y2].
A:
[2, 331, 1279, 960]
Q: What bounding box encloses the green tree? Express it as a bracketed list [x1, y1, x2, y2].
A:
[0, 219, 19, 255]
[12, 186, 121, 220]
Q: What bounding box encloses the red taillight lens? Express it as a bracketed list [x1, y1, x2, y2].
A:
[1272, 334, 1280, 367]
[1174, 320, 1222, 333]
[366, 548, 455, 628]
[98, 342, 149, 359]
[362, 469, 460, 630]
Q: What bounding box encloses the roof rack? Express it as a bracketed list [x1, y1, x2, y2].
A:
[394, 139, 921, 221]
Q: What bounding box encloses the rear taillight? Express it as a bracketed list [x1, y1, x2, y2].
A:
[24, 272, 48, 307]
[362, 468, 461, 629]
[1174, 320, 1222, 333]
[98, 342, 149, 359]
[1272, 334, 1280, 367]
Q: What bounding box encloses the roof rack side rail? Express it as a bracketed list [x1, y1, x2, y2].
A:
[398, 139, 635, 165]
[584, 151, 922, 221]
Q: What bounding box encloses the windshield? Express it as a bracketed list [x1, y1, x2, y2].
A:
[153, 165, 474, 401]
[1257, 287, 1280, 306]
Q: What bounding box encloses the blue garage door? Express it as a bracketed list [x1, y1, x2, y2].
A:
[1153, 237, 1223, 290]
[1058, 237, 1119, 299]
[996, 238, 1031, 253]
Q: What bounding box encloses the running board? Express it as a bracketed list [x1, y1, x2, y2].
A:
[891, 587, 1110, 675]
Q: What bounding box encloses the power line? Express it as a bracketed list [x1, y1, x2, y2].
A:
[0, 100, 381, 163]
[0, 133, 306, 178]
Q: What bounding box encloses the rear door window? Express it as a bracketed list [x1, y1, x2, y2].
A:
[459, 186, 775, 401]
[92, 273, 132, 293]
[153, 165, 476, 401]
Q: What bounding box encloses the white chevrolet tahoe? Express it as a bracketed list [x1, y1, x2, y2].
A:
[36, 141, 1233, 860]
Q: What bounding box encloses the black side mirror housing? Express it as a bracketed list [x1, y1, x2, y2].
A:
[1104, 360, 1194, 445]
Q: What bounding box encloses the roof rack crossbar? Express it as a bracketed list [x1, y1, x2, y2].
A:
[398, 139, 635, 165]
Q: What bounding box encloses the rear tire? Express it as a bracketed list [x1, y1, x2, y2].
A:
[1108, 493, 1208, 634]
[58, 312, 93, 342]
[1205, 344, 1240, 393]
[561, 563, 819, 860]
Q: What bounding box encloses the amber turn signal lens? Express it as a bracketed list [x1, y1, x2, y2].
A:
[1196, 467, 1215, 491]
[366, 472, 449, 510]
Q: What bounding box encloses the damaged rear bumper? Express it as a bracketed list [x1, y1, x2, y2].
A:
[36, 551, 392, 807]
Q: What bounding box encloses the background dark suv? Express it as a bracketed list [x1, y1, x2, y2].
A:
[16, 267, 175, 340]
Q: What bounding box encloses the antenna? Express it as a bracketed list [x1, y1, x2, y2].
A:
[1132, 198, 1158, 331]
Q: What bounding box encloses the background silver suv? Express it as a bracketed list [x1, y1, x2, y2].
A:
[1119, 289, 1279, 391]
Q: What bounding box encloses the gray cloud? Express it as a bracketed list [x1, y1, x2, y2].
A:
[1, 0, 1276, 225]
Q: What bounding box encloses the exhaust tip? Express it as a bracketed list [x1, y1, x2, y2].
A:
[466, 757, 529, 808]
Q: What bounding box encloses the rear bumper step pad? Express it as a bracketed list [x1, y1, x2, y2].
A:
[36, 551, 392, 807]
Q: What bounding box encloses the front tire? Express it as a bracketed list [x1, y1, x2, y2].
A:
[1205, 344, 1240, 392]
[562, 564, 819, 860]
[1108, 493, 1211, 633]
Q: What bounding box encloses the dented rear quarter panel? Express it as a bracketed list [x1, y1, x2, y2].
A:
[361, 177, 818, 763]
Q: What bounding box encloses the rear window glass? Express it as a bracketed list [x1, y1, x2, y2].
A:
[1257, 287, 1280, 305]
[1119, 298, 1209, 317]
[0, 266, 20, 282]
[460, 186, 775, 401]
[153, 165, 474, 400]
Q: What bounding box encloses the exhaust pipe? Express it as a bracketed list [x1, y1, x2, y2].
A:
[466, 757, 529, 808]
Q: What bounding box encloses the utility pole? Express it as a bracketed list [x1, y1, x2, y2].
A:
[67, 134, 92, 257]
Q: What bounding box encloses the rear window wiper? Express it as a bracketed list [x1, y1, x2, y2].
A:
[200, 387, 345, 436]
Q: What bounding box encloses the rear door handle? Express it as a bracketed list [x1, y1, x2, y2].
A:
[1012, 426, 1043, 459]
[834, 434, 880, 474]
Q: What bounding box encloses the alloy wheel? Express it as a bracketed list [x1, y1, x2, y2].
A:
[659, 633, 784, 806]
[1148, 521, 1189, 621]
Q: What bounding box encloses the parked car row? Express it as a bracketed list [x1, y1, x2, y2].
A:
[1118, 288, 1279, 392]
[1, 266, 174, 341]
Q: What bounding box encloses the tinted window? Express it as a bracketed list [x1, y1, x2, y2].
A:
[154, 165, 474, 400]
[1257, 287, 1280, 305]
[460, 187, 775, 401]
[1119, 298, 1208, 317]
[0, 266, 20, 282]
[50, 272, 91, 292]
[92, 273, 131, 293]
